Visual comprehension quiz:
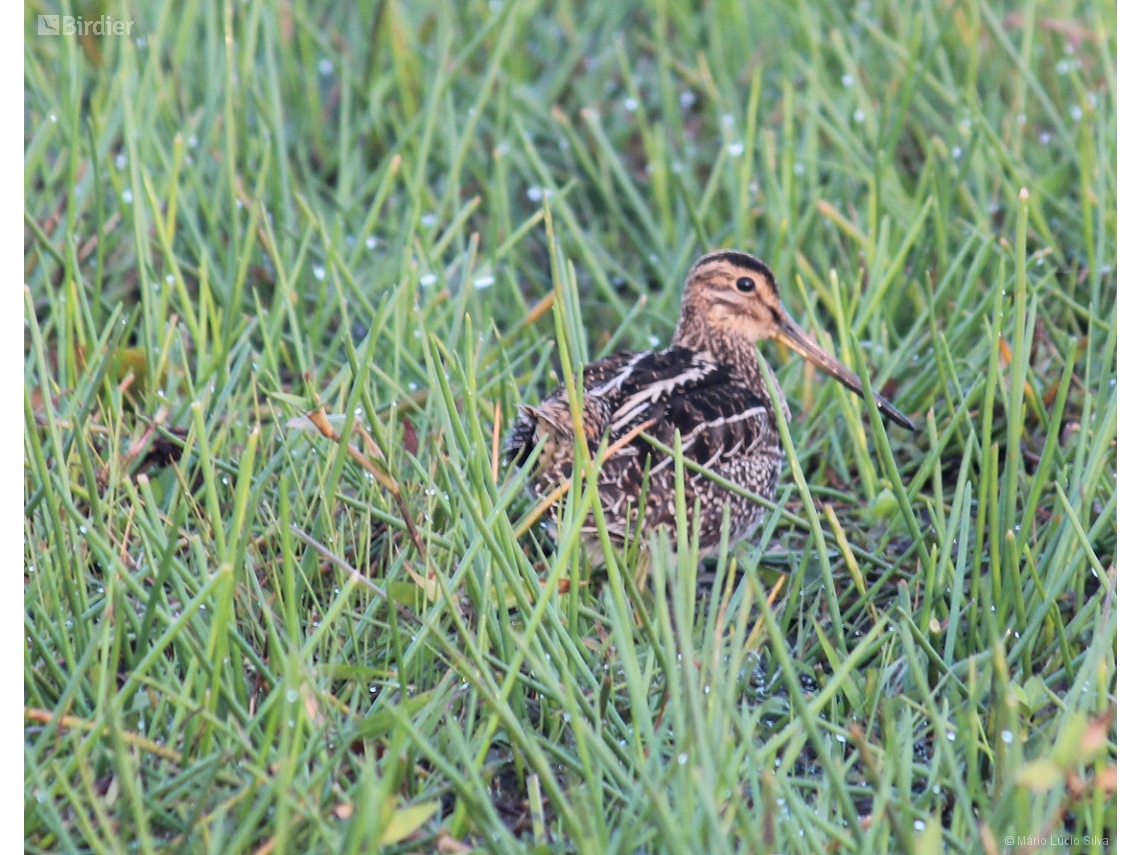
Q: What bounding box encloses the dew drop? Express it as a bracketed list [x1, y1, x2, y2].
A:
[473, 274, 495, 289]
[419, 273, 438, 287]
[1001, 730, 1013, 744]
[121, 189, 133, 204]
[727, 141, 744, 157]
[318, 58, 334, 76]
[313, 265, 325, 280]
[842, 74, 854, 87]
[853, 109, 865, 123]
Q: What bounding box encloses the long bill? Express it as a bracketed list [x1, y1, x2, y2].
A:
[775, 316, 917, 431]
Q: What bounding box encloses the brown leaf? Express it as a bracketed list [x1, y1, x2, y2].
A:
[402, 418, 419, 455]
[1095, 765, 1117, 794]
[1079, 708, 1114, 758]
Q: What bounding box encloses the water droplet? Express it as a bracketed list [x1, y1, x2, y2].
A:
[914, 820, 925, 831]
[647, 334, 661, 347]
[623, 97, 638, 112]
[1038, 131, 1052, 145]
[721, 114, 735, 128]
[527, 186, 543, 202]
[313, 265, 325, 280]
[1001, 730, 1013, 744]
[188, 135, 198, 148]
[420, 213, 437, 228]
[1070, 104, 1083, 121]
[365, 235, 379, 250]
[49, 113, 57, 123]
[419, 273, 438, 287]
[115, 153, 127, 169]
[679, 89, 696, 109]
[793, 161, 805, 175]
[677, 753, 688, 765]
[842, 73, 854, 87]
[727, 141, 744, 157]
[853, 109, 865, 123]
[166, 273, 175, 285]
[494, 142, 510, 157]
[318, 58, 334, 76]
[473, 274, 495, 289]
[951, 146, 962, 159]
[121, 189, 133, 204]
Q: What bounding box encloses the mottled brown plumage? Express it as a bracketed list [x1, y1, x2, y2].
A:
[507, 250, 915, 558]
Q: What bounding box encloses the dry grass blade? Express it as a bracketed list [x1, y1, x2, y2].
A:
[306, 407, 430, 569]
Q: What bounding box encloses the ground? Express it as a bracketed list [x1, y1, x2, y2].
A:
[25, 1, 1116, 852]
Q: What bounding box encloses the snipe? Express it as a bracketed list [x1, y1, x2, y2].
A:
[507, 250, 916, 559]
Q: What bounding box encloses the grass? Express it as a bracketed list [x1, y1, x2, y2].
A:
[24, 0, 1116, 852]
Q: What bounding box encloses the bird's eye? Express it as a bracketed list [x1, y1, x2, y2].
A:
[735, 276, 755, 293]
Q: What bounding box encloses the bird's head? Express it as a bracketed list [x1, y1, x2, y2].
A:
[676, 249, 916, 430]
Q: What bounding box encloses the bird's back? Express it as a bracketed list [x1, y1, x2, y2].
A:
[507, 347, 784, 553]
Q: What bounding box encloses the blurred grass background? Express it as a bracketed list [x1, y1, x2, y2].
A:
[25, 0, 1115, 852]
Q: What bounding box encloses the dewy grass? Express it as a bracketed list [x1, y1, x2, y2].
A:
[25, 1, 1114, 853]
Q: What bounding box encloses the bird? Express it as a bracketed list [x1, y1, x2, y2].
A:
[506, 249, 916, 562]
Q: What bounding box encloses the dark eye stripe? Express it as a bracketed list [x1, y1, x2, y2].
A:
[735, 276, 755, 292]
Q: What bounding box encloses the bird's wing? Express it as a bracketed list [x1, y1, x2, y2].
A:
[507, 347, 777, 478]
[596, 348, 778, 473]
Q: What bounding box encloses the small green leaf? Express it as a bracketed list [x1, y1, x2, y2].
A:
[1051, 713, 1089, 768]
[915, 818, 942, 855]
[356, 692, 434, 739]
[378, 799, 440, 845]
[1016, 759, 1063, 792]
[870, 487, 899, 521]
